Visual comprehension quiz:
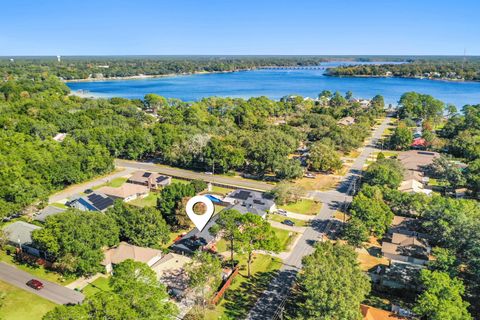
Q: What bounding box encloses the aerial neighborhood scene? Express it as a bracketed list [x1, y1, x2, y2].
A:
[1, 1, 480, 320]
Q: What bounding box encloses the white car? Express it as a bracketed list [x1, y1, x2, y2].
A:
[276, 209, 287, 216]
[204, 171, 213, 175]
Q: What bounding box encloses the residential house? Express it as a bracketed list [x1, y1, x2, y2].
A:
[67, 192, 114, 212]
[151, 252, 192, 295]
[337, 116, 356, 126]
[3, 221, 41, 256]
[398, 179, 432, 195]
[398, 150, 439, 188]
[101, 242, 163, 274]
[223, 189, 276, 219]
[382, 232, 431, 266]
[170, 214, 219, 255]
[361, 305, 404, 320]
[398, 150, 439, 173]
[97, 183, 149, 202]
[371, 262, 422, 291]
[127, 171, 171, 190]
[34, 205, 66, 222]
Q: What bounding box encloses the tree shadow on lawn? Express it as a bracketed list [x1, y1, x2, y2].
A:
[222, 270, 279, 319]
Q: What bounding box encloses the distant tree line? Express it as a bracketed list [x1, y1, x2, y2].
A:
[327, 60, 480, 81]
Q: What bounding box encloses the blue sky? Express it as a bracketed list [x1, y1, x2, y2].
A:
[1, 0, 479, 56]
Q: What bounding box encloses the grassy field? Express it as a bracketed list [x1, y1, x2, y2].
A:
[0, 280, 57, 320]
[93, 177, 128, 190]
[279, 199, 322, 215]
[82, 276, 111, 297]
[272, 227, 297, 251]
[209, 185, 234, 196]
[294, 175, 340, 192]
[203, 254, 282, 320]
[50, 202, 68, 209]
[267, 214, 309, 227]
[0, 251, 75, 285]
[171, 178, 191, 185]
[129, 192, 159, 207]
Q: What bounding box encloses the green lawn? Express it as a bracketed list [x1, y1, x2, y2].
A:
[278, 199, 322, 215]
[203, 254, 282, 320]
[215, 239, 229, 253]
[81, 277, 111, 297]
[0, 251, 75, 285]
[171, 178, 191, 185]
[93, 177, 128, 190]
[267, 214, 309, 227]
[50, 202, 68, 209]
[129, 192, 159, 207]
[209, 185, 233, 196]
[0, 280, 57, 320]
[375, 151, 398, 158]
[272, 227, 297, 251]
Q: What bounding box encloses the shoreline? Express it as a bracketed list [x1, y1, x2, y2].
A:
[325, 73, 480, 83]
[63, 69, 251, 83]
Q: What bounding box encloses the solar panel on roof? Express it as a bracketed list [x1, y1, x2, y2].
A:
[156, 176, 169, 183]
[233, 190, 250, 200]
[87, 193, 113, 210]
[142, 172, 152, 178]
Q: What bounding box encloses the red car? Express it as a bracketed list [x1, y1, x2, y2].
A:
[26, 279, 44, 290]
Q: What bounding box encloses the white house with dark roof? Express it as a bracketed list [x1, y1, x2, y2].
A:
[223, 189, 276, 219]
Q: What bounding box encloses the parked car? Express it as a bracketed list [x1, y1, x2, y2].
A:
[282, 219, 295, 226]
[84, 188, 93, 194]
[204, 171, 213, 175]
[26, 279, 44, 290]
[276, 209, 287, 216]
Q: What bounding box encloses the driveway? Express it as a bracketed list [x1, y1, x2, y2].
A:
[115, 159, 275, 191]
[48, 167, 135, 203]
[246, 116, 392, 319]
[0, 262, 84, 305]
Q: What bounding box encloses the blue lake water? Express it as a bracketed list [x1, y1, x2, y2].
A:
[67, 64, 480, 107]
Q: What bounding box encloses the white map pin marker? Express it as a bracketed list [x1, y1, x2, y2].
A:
[186, 195, 215, 231]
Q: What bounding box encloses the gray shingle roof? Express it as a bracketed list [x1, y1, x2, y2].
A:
[3, 221, 41, 247]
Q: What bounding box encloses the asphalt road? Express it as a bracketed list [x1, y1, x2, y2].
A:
[115, 159, 275, 191]
[49, 167, 135, 203]
[246, 117, 392, 320]
[0, 262, 84, 305]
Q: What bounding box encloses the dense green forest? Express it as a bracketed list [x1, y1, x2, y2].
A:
[327, 59, 480, 81]
[0, 71, 383, 218]
[1, 55, 471, 80]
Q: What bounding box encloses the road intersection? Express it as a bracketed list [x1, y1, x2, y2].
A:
[246, 117, 391, 319]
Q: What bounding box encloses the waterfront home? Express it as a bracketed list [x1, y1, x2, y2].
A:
[127, 171, 171, 190]
[97, 183, 149, 202]
[101, 242, 163, 274]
